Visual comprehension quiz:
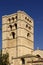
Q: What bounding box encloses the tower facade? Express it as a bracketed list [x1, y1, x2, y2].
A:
[2, 11, 34, 65]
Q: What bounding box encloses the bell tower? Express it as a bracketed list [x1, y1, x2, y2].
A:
[2, 11, 34, 65]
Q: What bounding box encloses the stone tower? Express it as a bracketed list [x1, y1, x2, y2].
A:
[2, 11, 34, 65]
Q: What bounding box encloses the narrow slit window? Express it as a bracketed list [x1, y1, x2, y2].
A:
[25, 17, 27, 19]
[11, 32, 15, 39]
[36, 55, 41, 58]
[26, 24, 28, 27]
[14, 23, 17, 29]
[26, 24, 31, 30]
[21, 58, 25, 64]
[12, 17, 14, 20]
[27, 33, 30, 37]
[27, 18, 29, 21]
[8, 18, 11, 23]
[9, 25, 12, 30]
[28, 26, 31, 30]
[29, 20, 32, 23]
[15, 16, 17, 19]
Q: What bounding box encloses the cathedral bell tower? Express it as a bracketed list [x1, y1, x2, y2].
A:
[2, 11, 34, 65]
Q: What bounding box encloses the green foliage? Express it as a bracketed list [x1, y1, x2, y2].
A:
[0, 52, 10, 65]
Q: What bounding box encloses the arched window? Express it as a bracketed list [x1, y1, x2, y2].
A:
[8, 18, 11, 22]
[26, 24, 28, 27]
[27, 18, 29, 21]
[9, 25, 12, 30]
[29, 20, 32, 23]
[14, 23, 17, 29]
[25, 17, 27, 19]
[11, 32, 15, 39]
[12, 17, 14, 20]
[27, 33, 30, 37]
[36, 54, 41, 58]
[12, 17, 15, 23]
[15, 16, 17, 19]
[28, 26, 31, 30]
[26, 24, 31, 30]
[21, 58, 25, 64]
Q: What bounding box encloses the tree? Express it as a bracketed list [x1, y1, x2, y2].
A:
[0, 51, 10, 65]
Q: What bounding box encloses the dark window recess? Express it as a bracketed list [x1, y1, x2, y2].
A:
[12, 17, 14, 20]
[14, 23, 17, 29]
[26, 24, 28, 27]
[9, 25, 12, 30]
[21, 58, 25, 64]
[26, 24, 31, 30]
[25, 17, 29, 21]
[8, 18, 11, 22]
[28, 26, 31, 30]
[25, 17, 32, 23]
[36, 55, 41, 58]
[11, 32, 15, 39]
[27, 33, 30, 37]
[25, 17, 27, 19]
[29, 20, 32, 23]
[15, 16, 17, 19]
[27, 19, 29, 21]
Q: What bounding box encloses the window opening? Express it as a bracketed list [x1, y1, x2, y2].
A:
[28, 26, 31, 30]
[26, 24, 31, 30]
[12, 17, 14, 20]
[25, 17, 27, 19]
[11, 32, 15, 39]
[29, 20, 32, 23]
[36, 55, 41, 58]
[27, 33, 30, 37]
[9, 25, 12, 30]
[14, 23, 17, 29]
[27, 19, 29, 21]
[26, 24, 28, 27]
[15, 16, 17, 19]
[8, 18, 11, 22]
[21, 58, 25, 64]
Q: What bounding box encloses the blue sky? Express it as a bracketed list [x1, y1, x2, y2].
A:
[0, 0, 43, 50]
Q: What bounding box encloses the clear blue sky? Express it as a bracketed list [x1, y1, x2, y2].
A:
[0, 0, 43, 50]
